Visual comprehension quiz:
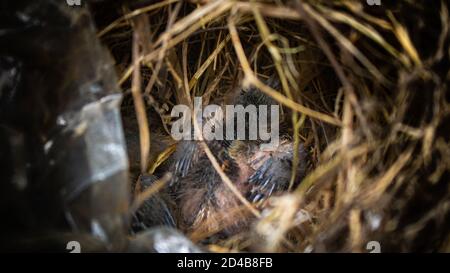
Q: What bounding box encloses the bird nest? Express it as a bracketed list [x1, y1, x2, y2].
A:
[92, 0, 450, 252]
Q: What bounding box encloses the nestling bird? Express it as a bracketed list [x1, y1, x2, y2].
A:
[169, 84, 308, 239]
[131, 174, 176, 233]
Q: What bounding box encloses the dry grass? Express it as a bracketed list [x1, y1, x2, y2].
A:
[95, 0, 450, 252]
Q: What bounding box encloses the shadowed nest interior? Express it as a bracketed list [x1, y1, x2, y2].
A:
[91, 0, 450, 252]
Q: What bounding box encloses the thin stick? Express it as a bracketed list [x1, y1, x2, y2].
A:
[132, 16, 151, 173]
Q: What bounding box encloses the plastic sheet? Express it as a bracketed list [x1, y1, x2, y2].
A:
[0, 0, 129, 251]
[128, 227, 203, 253]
